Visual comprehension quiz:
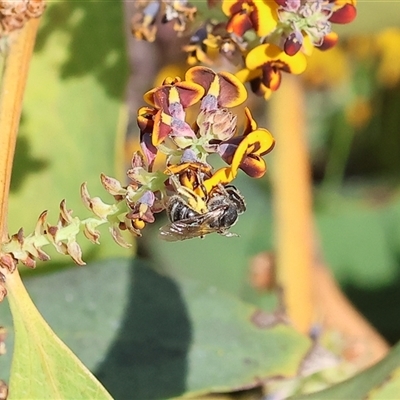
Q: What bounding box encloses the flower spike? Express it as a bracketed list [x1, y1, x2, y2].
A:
[0, 65, 276, 272]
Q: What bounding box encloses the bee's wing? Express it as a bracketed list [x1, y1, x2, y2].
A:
[159, 208, 225, 242]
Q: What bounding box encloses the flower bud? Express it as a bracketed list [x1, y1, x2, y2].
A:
[197, 108, 237, 142]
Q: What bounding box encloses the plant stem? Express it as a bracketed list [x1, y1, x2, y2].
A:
[269, 75, 314, 334]
[0, 19, 41, 244]
[313, 262, 389, 367]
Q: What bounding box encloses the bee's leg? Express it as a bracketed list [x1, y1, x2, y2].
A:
[218, 231, 239, 238]
[169, 174, 208, 213]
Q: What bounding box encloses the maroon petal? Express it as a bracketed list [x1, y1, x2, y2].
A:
[218, 142, 238, 165]
[152, 110, 172, 145]
[240, 154, 267, 178]
[218, 71, 248, 107]
[261, 64, 282, 90]
[153, 89, 169, 112]
[319, 31, 338, 51]
[218, 136, 243, 164]
[137, 107, 156, 133]
[144, 82, 204, 112]
[186, 66, 216, 94]
[175, 82, 205, 108]
[140, 131, 157, 171]
[226, 11, 253, 36]
[329, 4, 357, 24]
[186, 66, 247, 109]
[284, 30, 303, 56]
[249, 77, 270, 97]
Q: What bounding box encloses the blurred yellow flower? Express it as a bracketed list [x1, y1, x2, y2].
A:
[345, 96, 373, 130]
[302, 46, 350, 88]
[375, 28, 400, 88]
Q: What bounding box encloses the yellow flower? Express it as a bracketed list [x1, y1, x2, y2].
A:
[236, 44, 307, 97]
[302, 45, 349, 88]
[185, 66, 248, 109]
[375, 28, 400, 88]
[201, 107, 275, 193]
[222, 0, 278, 37]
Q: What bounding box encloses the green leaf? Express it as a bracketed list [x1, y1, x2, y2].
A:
[292, 342, 400, 400]
[5, 270, 112, 400]
[170, 274, 310, 398]
[368, 367, 400, 400]
[0, 258, 310, 399]
[8, 0, 130, 262]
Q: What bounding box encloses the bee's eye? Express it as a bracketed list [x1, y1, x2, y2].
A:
[218, 204, 238, 228]
[226, 187, 246, 214]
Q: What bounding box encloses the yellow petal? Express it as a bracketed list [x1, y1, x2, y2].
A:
[222, 0, 278, 37]
[246, 44, 307, 75]
[302, 35, 314, 56]
[253, 0, 279, 37]
[230, 128, 275, 175]
[222, 0, 236, 16]
[186, 66, 248, 108]
[202, 167, 236, 193]
[235, 67, 262, 83]
[143, 81, 204, 109]
[218, 71, 248, 107]
[246, 129, 275, 156]
[186, 66, 216, 93]
[152, 111, 172, 146]
[243, 107, 258, 135]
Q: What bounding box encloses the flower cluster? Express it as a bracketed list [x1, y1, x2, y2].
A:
[0, 66, 274, 276]
[95, 66, 274, 241]
[77, 67, 275, 244]
[114, 66, 275, 239]
[131, 0, 198, 42]
[229, 0, 357, 98]
[132, 0, 357, 99]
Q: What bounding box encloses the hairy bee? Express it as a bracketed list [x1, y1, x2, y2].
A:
[159, 185, 246, 241]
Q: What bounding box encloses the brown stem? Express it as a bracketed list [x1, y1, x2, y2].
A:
[268, 75, 389, 363]
[249, 251, 389, 367]
[313, 262, 389, 368]
[269, 75, 314, 334]
[0, 18, 41, 244]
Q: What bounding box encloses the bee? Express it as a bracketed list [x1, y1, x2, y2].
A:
[159, 185, 246, 241]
